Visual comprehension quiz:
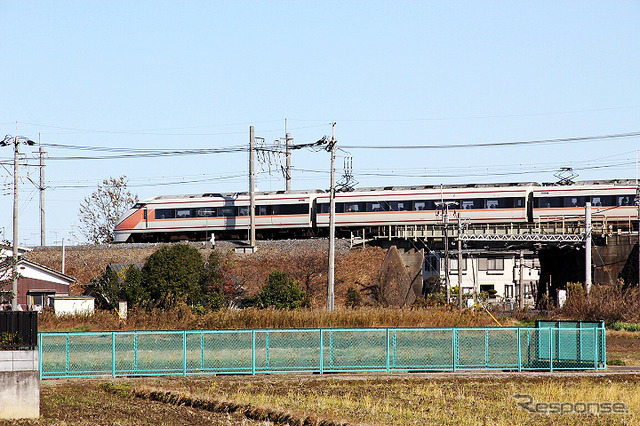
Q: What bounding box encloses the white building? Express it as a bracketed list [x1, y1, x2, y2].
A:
[426, 250, 540, 304]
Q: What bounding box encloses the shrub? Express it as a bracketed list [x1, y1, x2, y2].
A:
[345, 287, 362, 308]
[561, 281, 640, 325]
[253, 271, 310, 309]
[142, 244, 205, 308]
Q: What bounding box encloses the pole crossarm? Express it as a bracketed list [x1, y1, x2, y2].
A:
[458, 233, 586, 243]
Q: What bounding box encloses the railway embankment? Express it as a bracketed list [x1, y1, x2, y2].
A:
[25, 239, 386, 307]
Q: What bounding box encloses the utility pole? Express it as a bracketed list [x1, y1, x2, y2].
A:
[585, 201, 592, 294]
[518, 250, 524, 309]
[1, 132, 35, 310]
[12, 136, 18, 310]
[436, 200, 457, 304]
[457, 216, 463, 309]
[327, 122, 336, 311]
[636, 184, 640, 287]
[39, 135, 46, 246]
[285, 132, 292, 193]
[249, 126, 256, 248]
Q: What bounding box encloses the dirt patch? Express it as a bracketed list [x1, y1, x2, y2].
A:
[1, 380, 268, 425]
[13, 373, 640, 425]
[606, 332, 640, 365]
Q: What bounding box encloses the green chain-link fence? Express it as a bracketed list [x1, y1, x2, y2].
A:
[38, 325, 606, 379]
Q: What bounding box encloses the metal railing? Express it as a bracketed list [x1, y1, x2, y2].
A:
[38, 326, 606, 379]
[1, 311, 38, 350]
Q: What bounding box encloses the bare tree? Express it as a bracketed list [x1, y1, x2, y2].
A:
[78, 176, 138, 244]
[286, 247, 327, 299]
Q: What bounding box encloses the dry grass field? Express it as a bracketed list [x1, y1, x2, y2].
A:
[3, 373, 640, 425]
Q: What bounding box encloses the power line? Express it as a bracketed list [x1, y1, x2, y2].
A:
[342, 131, 640, 150]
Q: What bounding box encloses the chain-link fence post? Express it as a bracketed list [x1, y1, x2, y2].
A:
[111, 332, 116, 377]
[251, 330, 256, 375]
[517, 328, 522, 372]
[385, 328, 390, 373]
[319, 329, 324, 374]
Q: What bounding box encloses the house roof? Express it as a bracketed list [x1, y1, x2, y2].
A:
[18, 259, 77, 284]
[0, 242, 32, 258]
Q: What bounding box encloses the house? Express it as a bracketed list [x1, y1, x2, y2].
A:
[425, 249, 540, 305]
[0, 244, 77, 311]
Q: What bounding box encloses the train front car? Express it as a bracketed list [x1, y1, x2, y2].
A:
[113, 201, 148, 243]
[531, 180, 637, 225]
[314, 183, 532, 232]
[113, 191, 315, 242]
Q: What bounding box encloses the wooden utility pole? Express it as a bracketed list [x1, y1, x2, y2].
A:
[249, 126, 256, 248]
[327, 122, 336, 311]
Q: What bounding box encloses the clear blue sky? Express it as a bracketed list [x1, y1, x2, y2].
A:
[1, 1, 639, 245]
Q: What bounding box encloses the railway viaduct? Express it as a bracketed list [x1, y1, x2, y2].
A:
[357, 218, 639, 303]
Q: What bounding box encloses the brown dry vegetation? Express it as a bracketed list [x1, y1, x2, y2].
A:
[38, 305, 501, 331]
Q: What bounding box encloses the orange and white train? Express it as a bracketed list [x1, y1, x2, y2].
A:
[113, 180, 638, 243]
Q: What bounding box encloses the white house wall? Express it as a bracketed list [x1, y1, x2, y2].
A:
[442, 255, 540, 299]
[15, 265, 71, 286]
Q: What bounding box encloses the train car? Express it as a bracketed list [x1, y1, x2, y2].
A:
[314, 183, 534, 229]
[114, 191, 317, 243]
[114, 180, 638, 243]
[531, 180, 637, 223]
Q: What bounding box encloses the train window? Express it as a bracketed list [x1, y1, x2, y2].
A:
[564, 196, 586, 208]
[280, 204, 309, 215]
[366, 202, 388, 212]
[485, 197, 524, 209]
[196, 208, 216, 217]
[176, 209, 194, 218]
[461, 199, 481, 210]
[618, 195, 634, 206]
[388, 201, 410, 211]
[534, 197, 563, 208]
[317, 203, 330, 214]
[257, 205, 269, 215]
[591, 196, 615, 207]
[413, 200, 436, 211]
[132, 203, 146, 209]
[218, 206, 236, 217]
[237, 206, 249, 216]
[485, 199, 499, 209]
[335, 203, 345, 213]
[155, 209, 175, 219]
[343, 202, 365, 213]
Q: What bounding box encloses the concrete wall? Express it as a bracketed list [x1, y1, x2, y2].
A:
[53, 296, 95, 316]
[0, 350, 40, 419]
[594, 234, 636, 285]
